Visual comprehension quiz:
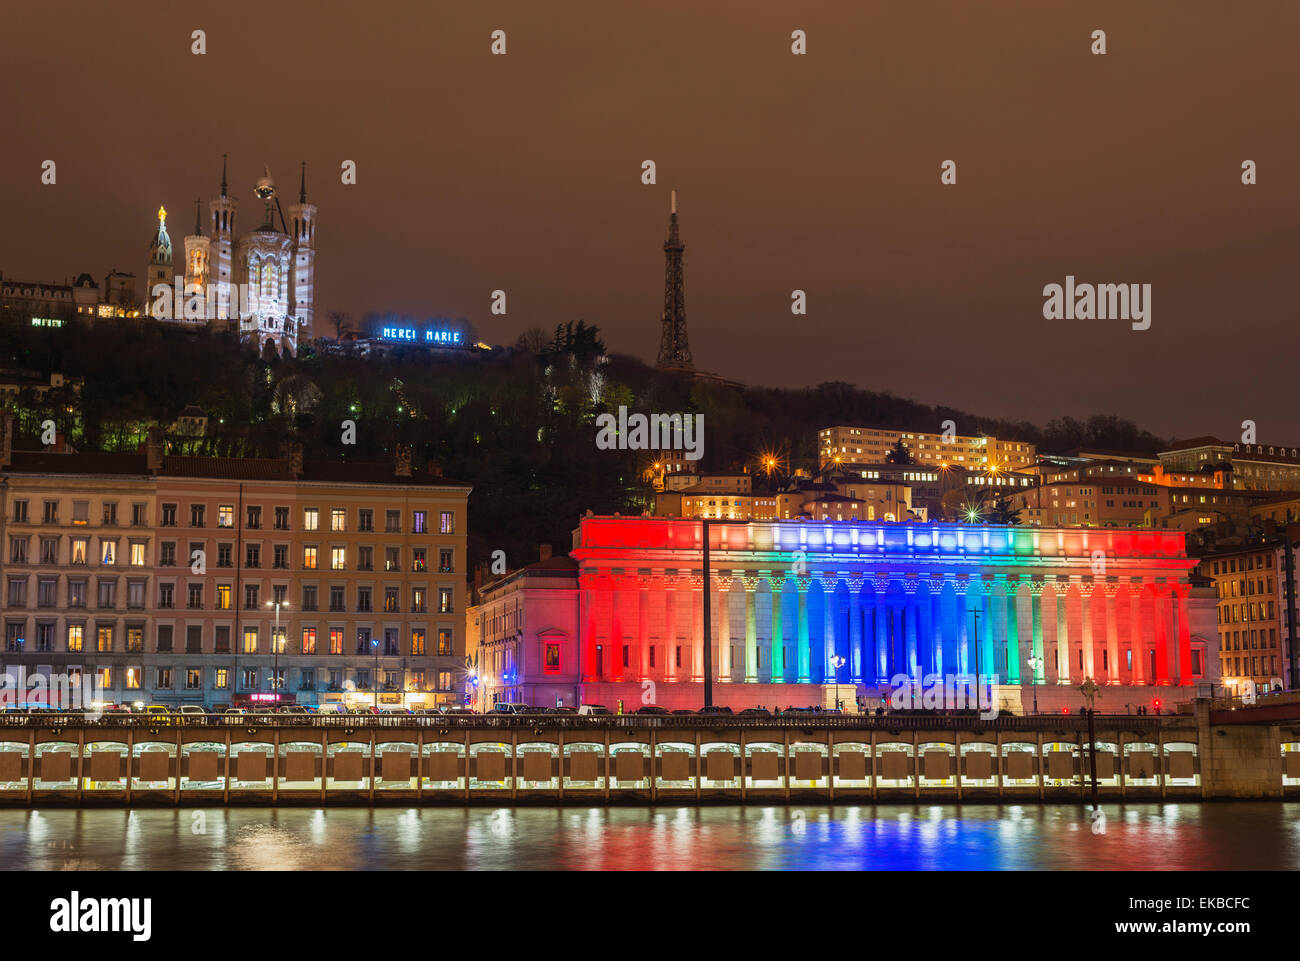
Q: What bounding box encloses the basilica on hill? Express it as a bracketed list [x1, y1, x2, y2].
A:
[146, 157, 317, 356]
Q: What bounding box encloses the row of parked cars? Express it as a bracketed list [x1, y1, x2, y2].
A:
[486, 704, 846, 718]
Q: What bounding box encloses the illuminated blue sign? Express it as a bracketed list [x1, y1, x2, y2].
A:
[380, 326, 464, 345]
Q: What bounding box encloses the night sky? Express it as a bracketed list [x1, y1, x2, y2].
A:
[3, 0, 1297, 440]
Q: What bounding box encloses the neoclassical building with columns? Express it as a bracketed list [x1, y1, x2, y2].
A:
[471, 516, 1220, 713]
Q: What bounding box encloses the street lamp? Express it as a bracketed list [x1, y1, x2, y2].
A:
[829, 655, 846, 710]
[266, 598, 288, 702]
[1026, 653, 1043, 715]
[371, 634, 381, 713]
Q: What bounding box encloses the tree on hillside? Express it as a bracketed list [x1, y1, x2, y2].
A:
[885, 440, 913, 465]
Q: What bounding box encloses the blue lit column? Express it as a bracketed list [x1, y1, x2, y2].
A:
[903, 581, 920, 679]
[820, 573, 838, 683]
[873, 578, 889, 683]
[848, 575, 864, 683]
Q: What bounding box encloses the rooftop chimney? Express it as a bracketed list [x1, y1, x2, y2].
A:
[145, 426, 164, 474]
[281, 439, 304, 478]
[0, 412, 12, 468]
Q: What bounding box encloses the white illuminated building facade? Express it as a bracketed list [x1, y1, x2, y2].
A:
[149, 157, 317, 356]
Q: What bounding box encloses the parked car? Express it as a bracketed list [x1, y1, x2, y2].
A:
[143, 705, 173, 726]
[490, 703, 528, 715]
[697, 705, 734, 715]
[222, 708, 248, 725]
[634, 706, 669, 716]
[177, 705, 210, 725]
[739, 707, 770, 716]
[670, 709, 695, 716]
[441, 706, 475, 716]
[577, 704, 610, 716]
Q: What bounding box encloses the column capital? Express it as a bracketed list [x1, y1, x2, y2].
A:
[818, 572, 840, 591]
[873, 576, 891, 595]
[1027, 579, 1046, 597]
[795, 575, 814, 592]
[1102, 581, 1122, 598]
[902, 579, 920, 595]
[741, 574, 762, 592]
[847, 574, 865, 592]
[687, 574, 705, 591]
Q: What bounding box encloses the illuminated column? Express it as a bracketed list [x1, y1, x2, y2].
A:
[1174, 584, 1192, 685]
[1006, 579, 1022, 684]
[717, 575, 733, 682]
[1104, 583, 1120, 684]
[957, 580, 971, 676]
[690, 574, 704, 683]
[873, 578, 890, 683]
[1130, 579, 1146, 685]
[743, 574, 759, 683]
[610, 574, 624, 682]
[987, 578, 1006, 683]
[663, 574, 677, 683]
[770, 575, 786, 683]
[978, 580, 993, 686]
[848, 575, 864, 683]
[796, 575, 811, 683]
[579, 571, 597, 682]
[1054, 581, 1070, 684]
[820, 573, 839, 683]
[1080, 583, 1094, 680]
[1029, 581, 1046, 683]
[928, 576, 945, 677]
[902, 580, 920, 679]
[1153, 584, 1170, 684]
[637, 573, 652, 681]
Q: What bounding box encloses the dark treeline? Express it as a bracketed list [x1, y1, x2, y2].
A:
[0, 319, 1169, 575]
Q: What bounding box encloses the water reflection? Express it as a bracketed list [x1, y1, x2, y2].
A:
[0, 803, 1295, 870]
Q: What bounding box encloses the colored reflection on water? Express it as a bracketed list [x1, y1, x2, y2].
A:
[1, 803, 1296, 870]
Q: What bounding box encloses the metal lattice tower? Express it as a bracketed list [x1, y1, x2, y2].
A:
[656, 190, 693, 370]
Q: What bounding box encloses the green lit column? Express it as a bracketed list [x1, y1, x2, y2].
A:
[743, 575, 758, 684]
[796, 575, 811, 683]
[1029, 581, 1045, 683]
[1006, 580, 1021, 684]
[770, 575, 785, 683]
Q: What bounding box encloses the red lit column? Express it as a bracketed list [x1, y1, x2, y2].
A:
[637, 573, 651, 682]
[1103, 583, 1120, 684]
[1130, 579, 1146, 685]
[717, 575, 732, 682]
[1153, 584, 1170, 684]
[690, 574, 704, 683]
[663, 573, 678, 683]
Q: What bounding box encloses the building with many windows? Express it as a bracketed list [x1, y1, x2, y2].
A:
[818, 425, 1037, 472]
[1160, 436, 1300, 492]
[0, 425, 469, 711]
[1195, 542, 1293, 695]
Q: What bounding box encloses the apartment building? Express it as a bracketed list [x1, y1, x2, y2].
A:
[1196, 543, 1290, 693]
[0, 428, 470, 711]
[818, 425, 1036, 471]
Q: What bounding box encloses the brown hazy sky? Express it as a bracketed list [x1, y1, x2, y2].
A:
[3, 0, 1298, 440]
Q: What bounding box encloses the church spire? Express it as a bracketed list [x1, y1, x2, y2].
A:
[299, 161, 307, 203]
[219, 153, 228, 199]
[194, 197, 203, 236]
